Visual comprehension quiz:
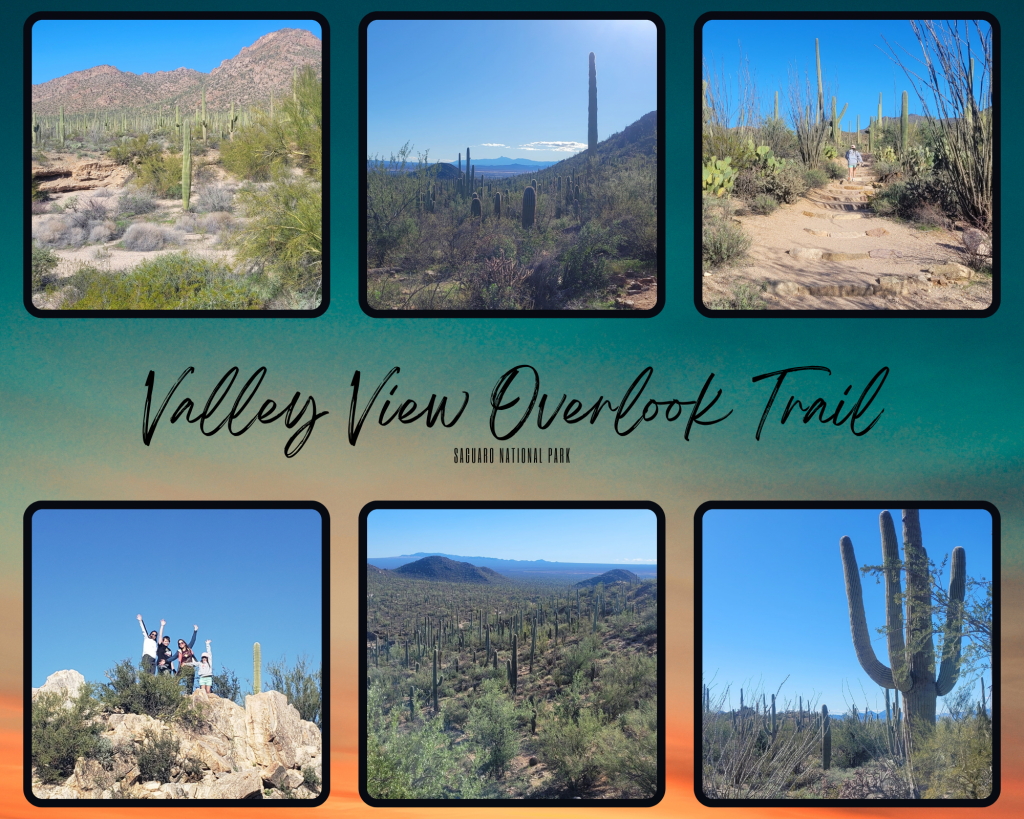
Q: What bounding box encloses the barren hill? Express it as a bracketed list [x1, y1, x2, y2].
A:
[32, 28, 322, 115]
[392, 555, 504, 584]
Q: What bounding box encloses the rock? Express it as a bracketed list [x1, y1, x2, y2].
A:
[143, 781, 162, 791]
[283, 769, 304, 790]
[529, 757, 539, 766]
[261, 763, 288, 787]
[193, 769, 263, 800]
[33, 159, 131, 193]
[962, 228, 992, 256]
[865, 227, 889, 237]
[789, 248, 870, 262]
[244, 691, 320, 771]
[869, 249, 902, 259]
[789, 247, 824, 260]
[34, 669, 85, 702]
[926, 262, 973, 280]
[160, 783, 184, 798]
[614, 298, 635, 308]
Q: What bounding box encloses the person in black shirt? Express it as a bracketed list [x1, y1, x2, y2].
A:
[156, 635, 175, 675]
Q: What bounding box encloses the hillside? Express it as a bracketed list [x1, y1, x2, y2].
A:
[391, 555, 504, 584]
[32, 28, 322, 114]
[575, 569, 640, 587]
[366, 562, 390, 575]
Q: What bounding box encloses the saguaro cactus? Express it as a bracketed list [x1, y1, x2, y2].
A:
[901, 91, 909, 153]
[588, 52, 598, 153]
[182, 120, 192, 211]
[821, 705, 832, 769]
[841, 509, 966, 753]
[432, 647, 442, 713]
[522, 186, 536, 228]
[470, 193, 482, 217]
[253, 642, 261, 693]
[815, 39, 824, 123]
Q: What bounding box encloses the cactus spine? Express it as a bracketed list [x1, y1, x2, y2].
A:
[182, 119, 192, 211]
[253, 642, 261, 693]
[841, 510, 966, 756]
[901, 91, 909, 153]
[522, 186, 536, 228]
[588, 52, 598, 153]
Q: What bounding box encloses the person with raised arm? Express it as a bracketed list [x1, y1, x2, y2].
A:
[175, 625, 200, 694]
[182, 640, 214, 695]
[136, 614, 164, 675]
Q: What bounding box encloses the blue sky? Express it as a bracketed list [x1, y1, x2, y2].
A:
[31, 19, 322, 84]
[702, 508, 993, 716]
[367, 508, 657, 564]
[702, 18, 991, 130]
[30, 508, 323, 689]
[367, 19, 657, 163]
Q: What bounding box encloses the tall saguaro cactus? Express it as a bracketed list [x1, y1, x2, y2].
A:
[253, 642, 261, 693]
[522, 186, 536, 228]
[815, 39, 824, 124]
[901, 91, 909, 154]
[588, 52, 598, 154]
[821, 705, 832, 770]
[841, 509, 966, 755]
[182, 120, 192, 212]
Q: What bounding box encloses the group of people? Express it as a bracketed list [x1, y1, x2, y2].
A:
[137, 614, 213, 694]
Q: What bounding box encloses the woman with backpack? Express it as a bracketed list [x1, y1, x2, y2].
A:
[846, 144, 863, 181]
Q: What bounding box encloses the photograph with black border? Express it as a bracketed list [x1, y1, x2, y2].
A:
[694, 501, 999, 805]
[24, 500, 330, 805]
[25, 12, 329, 318]
[696, 13, 999, 317]
[360, 501, 665, 804]
[360, 12, 664, 318]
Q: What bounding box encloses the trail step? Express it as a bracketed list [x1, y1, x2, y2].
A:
[802, 210, 875, 220]
[788, 247, 871, 262]
[769, 275, 918, 298]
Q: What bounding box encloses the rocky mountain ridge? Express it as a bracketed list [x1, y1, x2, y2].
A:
[30, 670, 323, 801]
[32, 28, 322, 115]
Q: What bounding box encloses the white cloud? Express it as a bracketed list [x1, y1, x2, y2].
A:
[616, 557, 658, 564]
[480, 143, 508, 148]
[519, 141, 587, 153]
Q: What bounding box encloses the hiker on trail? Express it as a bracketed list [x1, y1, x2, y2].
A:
[156, 635, 175, 675]
[137, 614, 163, 675]
[175, 625, 200, 694]
[182, 640, 214, 695]
[846, 144, 863, 181]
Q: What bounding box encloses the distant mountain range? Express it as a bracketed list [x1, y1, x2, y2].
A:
[390, 555, 505, 584]
[470, 157, 560, 168]
[367, 552, 657, 579]
[32, 28, 322, 114]
[575, 569, 640, 587]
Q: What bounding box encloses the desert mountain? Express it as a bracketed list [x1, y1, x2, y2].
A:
[392, 555, 504, 584]
[366, 562, 391, 575]
[575, 569, 640, 587]
[32, 28, 322, 115]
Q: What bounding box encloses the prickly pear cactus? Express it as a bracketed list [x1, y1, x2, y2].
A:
[701, 156, 737, 197]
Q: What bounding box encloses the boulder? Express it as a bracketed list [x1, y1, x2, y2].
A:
[244, 691, 318, 770]
[193, 769, 263, 800]
[34, 669, 85, 702]
[962, 228, 992, 256]
[283, 769, 305, 790]
[926, 262, 973, 280]
[261, 763, 288, 787]
[865, 227, 889, 237]
[33, 159, 131, 193]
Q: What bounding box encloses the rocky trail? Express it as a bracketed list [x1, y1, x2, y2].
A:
[703, 155, 993, 311]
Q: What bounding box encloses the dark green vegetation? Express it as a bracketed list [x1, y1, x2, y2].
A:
[32, 656, 322, 786]
[702, 25, 993, 274]
[393, 555, 505, 584]
[365, 568, 659, 799]
[701, 680, 992, 800]
[575, 569, 638, 588]
[366, 113, 657, 311]
[30, 67, 322, 310]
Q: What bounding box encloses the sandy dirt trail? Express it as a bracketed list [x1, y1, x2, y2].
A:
[703, 155, 992, 311]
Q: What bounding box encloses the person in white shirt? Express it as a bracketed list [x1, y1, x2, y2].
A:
[136, 614, 164, 675]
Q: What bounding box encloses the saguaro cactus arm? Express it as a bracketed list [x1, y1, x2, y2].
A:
[841, 534, 897, 689]
[935, 545, 967, 696]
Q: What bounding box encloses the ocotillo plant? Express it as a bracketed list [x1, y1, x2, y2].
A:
[821, 705, 831, 770]
[588, 52, 599, 154]
[182, 120, 192, 211]
[253, 642, 261, 693]
[841, 509, 966, 752]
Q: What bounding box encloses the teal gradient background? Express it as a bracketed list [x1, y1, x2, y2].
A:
[2, 1, 1022, 815]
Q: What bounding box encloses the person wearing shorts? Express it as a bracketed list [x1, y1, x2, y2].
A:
[183, 640, 214, 694]
[845, 144, 863, 181]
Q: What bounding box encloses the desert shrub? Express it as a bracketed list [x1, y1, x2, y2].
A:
[802, 167, 829, 189]
[31, 688, 102, 784]
[173, 697, 209, 733]
[540, 676, 609, 794]
[560, 221, 610, 298]
[602, 699, 659, 798]
[830, 707, 883, 768]
[707, 279, 770, 311]
[266, 655, 322, 727]
[597, 653, 657, 719]
[194, 183, 234, 213]
[133, 154, 183, 199]
[732, 168, 763, 200]
[122, 222, 180, 251]
[98, 659, 184, 718]
[913, 716, 992, 799]
[763, 164, 808, 203]
[871, 180, 930, 220]
[115, 188, 158, 218]
[466, 680, 520, 778]
[33, 216, 87, 249]
[460, 254, 534, 310]
[442, 698, 470, 731]
[108, 134, 161, 166]
[136, 727, 179, 782]
[211, 666, 243, 705]
[175, 213, 199, 232]
[750, 194, 778, 215]
[558, 634, 603, 685]
[60, 253, 264, 311]
[31, 241, 60, 290]
[824, 160, 846, 180]
[199, 212, 235, 234]
[92, 187, 115, 199]
[755, 117, 800, 159]
[89, 223, 114, 243]
[302, 765, 322, 792]
[702, 199, 751, 268]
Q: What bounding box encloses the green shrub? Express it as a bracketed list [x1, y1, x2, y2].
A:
[824, 160, 846, 180]
[133, 154, 183, 199]
[707, 280, 769, 311]
[466, 680, 520, 778]
[266, 655, 322, 727]
[136, 727, 179, 782]
[60, 254, 264, 311]
[302, 765, 322, 792]
[602, 699, 659, 798]
[31, 688, 102, 784]
[597, 653, 657, 719]
[31, 241, 60, 291]
[750, 194, 778, 215]
[560, 222, 610, 298]
[762, 164, 808, 204]
[108, 134, 161, 166]
[802, 167, 829, 189]
[871, 180, 933, 220]
[211, 666, 243, 704]
[98, 659, 184, 718]
[702, 200, 751, 268]
[913, 716, 993, 799]
[540, 674, 609, 794]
